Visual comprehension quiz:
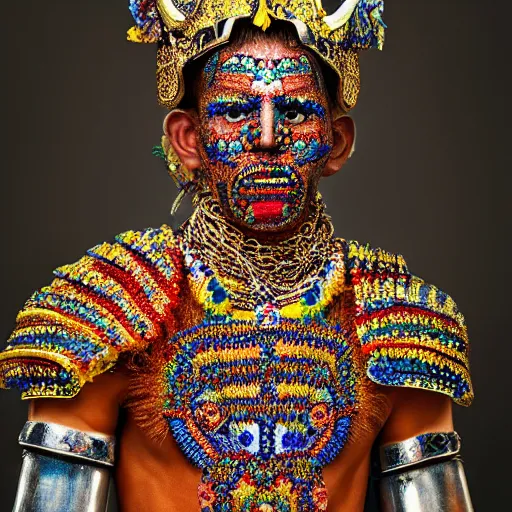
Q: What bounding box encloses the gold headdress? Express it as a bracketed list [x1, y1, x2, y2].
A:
[128, 0, 386, 112]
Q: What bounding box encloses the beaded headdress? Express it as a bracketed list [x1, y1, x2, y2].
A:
[128, 0, 386, 112]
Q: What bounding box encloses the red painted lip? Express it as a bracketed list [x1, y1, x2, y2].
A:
[252, 201, 285, 222]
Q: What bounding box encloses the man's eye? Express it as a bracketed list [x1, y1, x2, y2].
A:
[225, 108, 247, 123]
[284, 110, 306, 124]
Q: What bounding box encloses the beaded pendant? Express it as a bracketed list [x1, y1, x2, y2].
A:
[162, 319, 358, 511]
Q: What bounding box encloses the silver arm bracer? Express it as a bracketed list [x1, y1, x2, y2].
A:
[13, 421, 115, 512]
[379, 432, 473, 512]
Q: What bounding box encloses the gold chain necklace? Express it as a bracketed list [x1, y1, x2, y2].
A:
[179, 195, 338, 310]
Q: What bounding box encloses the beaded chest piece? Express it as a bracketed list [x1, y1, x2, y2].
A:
[164, 321, 356, 511]
[159, 197, 356, 511]
[0, 210, 473, 510]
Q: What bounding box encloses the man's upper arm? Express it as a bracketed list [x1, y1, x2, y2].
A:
[380, 388, 453, 445]
[28, 368, 129, 436]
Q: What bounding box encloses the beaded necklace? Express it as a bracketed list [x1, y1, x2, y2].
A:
[179, 194, 340, 313]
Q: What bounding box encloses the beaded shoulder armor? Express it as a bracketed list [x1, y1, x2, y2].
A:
[0, 225, 183, 398]
[345, 240, 473, 406]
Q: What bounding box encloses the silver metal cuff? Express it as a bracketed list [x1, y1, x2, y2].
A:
[380, 431, 460, 474]
[19, 421, 115, 467]
[13, 450, 111, 512]
[379, 458, 473, 512]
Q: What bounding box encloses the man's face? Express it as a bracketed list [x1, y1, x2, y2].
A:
[197, 41, 333, 232]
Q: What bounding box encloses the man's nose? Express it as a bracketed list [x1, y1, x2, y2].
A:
[259, 99, 276, 149]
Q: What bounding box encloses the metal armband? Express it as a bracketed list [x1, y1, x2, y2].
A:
[13, 421, 115, 512]
[378, 432, 474, 512]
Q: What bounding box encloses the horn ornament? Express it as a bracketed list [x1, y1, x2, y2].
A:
[323, 0, 361, 30]
[157, 0, 186, 26]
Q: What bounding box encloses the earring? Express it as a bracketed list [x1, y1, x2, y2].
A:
[153, 110, 201, 214]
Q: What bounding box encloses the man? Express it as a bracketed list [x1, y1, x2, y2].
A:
[0, 1, 474, 511]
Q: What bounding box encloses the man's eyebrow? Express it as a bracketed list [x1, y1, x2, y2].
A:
[207, 95, 260, 105]
[206, 96, 261, 117]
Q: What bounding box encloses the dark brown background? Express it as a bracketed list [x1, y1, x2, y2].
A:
[1, 1, 510, 510]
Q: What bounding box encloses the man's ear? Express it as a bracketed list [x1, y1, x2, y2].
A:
[163, 109, 201, 171]
[322, 115, 356, 177]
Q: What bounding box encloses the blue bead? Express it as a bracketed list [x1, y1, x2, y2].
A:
[238, 431, 254, 447]
[212, 288, 228, 304]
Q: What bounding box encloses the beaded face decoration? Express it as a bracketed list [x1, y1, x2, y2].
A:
[198, 46, 333, 231]
[132, 0, 386, 204]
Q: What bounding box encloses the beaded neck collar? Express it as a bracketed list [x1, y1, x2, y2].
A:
[178, 195, 346, 322]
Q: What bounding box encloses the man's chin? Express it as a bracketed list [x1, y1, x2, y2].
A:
[222, 163, 308, 231]
[226, 201, 308, 236]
